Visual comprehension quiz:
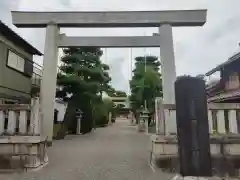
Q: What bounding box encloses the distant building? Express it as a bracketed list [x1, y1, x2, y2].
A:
[205, 51, 240, 103]
[0, 21, 42, 104]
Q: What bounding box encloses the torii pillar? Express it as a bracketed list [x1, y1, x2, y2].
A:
[41, 23, 59, 143]
[159, 24, 177, 134]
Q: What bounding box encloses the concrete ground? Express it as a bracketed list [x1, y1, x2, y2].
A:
[0, 118, 174, 180]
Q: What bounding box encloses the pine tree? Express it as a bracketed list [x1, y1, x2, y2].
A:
[57, 47, 111, 134]
[130, 56, 162, 116]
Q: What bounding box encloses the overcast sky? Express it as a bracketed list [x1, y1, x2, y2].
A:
[1, 0, 240, 93]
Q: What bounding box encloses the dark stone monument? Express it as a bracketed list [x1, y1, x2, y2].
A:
[175, 76, 212, 177]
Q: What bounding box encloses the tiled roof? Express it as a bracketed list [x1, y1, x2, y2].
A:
[205, 51, 240, 76]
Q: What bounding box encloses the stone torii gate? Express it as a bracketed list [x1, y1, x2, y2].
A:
[12, 10, 207, 143]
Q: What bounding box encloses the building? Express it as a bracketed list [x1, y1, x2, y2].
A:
[0, 21, 42, 104]
[206, 51, 240, 103]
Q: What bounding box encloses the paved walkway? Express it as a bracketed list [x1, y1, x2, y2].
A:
[1, 119, 174, 180]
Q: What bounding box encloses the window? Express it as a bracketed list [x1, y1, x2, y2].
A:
[7, 50, 25, 72]
[226, 72, 240, 90]
[8, 50, 18, 68]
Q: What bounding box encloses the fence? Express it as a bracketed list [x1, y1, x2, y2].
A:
[155, 98, 240, 135]
[208, 103, 240, 134]
[0, 98, 48, 169]
[0, 98, 41, 136]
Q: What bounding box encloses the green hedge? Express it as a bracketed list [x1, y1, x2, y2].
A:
[93, 98, 114, 127]
[53, 123, 67, 140]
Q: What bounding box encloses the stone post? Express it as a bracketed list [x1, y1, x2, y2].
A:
[155, 97, 165, 135]
[0, 111, 4, 134]
[159, 24, 177, 134]
[108, 112, 112, 125]
[30, 98, 40, 135]
[7, 111, 16, 135]
[40, 23, 59, 143]
[229, 110, 238, 134]
[208, 110, 213, 134]
[217, 110, 226, 134]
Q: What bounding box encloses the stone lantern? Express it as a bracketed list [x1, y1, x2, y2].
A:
[138, 107, 150, 133]
[76, 109, 83, 134]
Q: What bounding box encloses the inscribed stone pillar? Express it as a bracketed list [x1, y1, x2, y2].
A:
[155, 97, 165, 135]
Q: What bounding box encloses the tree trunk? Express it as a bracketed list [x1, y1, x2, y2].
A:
[80, 99, 93, 134]
[63, 98, 78, 134]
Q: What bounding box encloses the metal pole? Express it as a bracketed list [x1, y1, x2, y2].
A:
[144, 32, 147, 109]
[129, 48, 133, 94]
[143, 32, 147, 72]
[130, 48, 133, 78]
[105, 48, 107, 63]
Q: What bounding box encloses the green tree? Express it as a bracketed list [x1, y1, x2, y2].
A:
[57, 47, 111, 134]
[130, 56, 162, 118]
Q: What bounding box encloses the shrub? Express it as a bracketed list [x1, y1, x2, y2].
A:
[93, 99, 113, 127]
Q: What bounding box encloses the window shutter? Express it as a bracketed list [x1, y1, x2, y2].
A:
[24, 60, 33, 77]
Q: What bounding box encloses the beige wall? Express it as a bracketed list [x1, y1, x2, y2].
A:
[0, 33, 32, 101]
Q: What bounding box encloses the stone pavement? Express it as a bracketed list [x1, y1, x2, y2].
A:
[0, 118, 174, 180]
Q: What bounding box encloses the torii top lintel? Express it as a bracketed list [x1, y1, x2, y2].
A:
[11, 10, 207, 28]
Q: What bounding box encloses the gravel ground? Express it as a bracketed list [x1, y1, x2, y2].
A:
[0, 119, 174, 180]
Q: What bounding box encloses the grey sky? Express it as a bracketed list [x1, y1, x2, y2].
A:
[1, 0, 240, 92]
